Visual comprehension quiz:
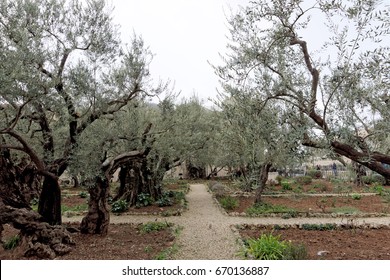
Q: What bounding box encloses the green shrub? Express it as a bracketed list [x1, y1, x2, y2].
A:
[295, 176, 312, 185]
[244, 233, 288, 260]
[219, 196, 239, 210]
[136, 193, 153, 207]
[243, 233, 307, 260]
[275, 175, 283, 185]
[351, 194, 362, 200]
[111, 199, 128, 213]
[140, 222, 172, 233]
[156, 192, 173, 207]
[3, 235, 20, 250]
[307, 169, 322, 179]
[281, 181, 292, 190]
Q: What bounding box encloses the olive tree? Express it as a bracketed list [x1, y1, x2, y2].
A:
[0, 0, 153, 238]
[216, 89, 305, 202]
[216, 0, 390, 182]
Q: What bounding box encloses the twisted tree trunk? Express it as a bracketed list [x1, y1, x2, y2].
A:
[254, 163, 272, 204]
[80, 176, 110, 235]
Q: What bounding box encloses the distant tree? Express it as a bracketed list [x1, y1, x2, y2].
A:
[216, 90, 305, 202]
[216, 0, 390, 182]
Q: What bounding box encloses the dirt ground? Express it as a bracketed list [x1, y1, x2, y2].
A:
[0, 223, 176, 260]
[239, 225, 390, 260]
[230, 195, 390, 214]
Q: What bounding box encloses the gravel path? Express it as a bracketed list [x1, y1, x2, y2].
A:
[63, 184, 390, 259]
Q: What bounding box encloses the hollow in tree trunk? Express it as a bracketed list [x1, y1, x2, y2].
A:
[113, 160, 162, 207]
[38, 175, 62, 225]
[80, 176, 110, 235]
[254, 163, 272, 204]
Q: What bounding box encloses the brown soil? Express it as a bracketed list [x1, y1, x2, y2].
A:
[239, 225, 390, 260]
[0, 223, 176, 260]
[230, 195, 390, 214]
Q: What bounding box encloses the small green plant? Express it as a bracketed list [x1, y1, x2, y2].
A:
[3, 235, 21, 250]
[351, 193, 362, 200]
[111, 199, 128, 213]
[140, 221, 172, 233]
[219, 196, 239, 210]
[281, 181, 292, 190]
[244, 233, 288, 260]
[144, 246, 153, 253]
[154, 244, 179, 260]
[156, 192, 173, 207]
[136, 193, 153, 207]
[61, 204, 88, 213]
[243, 233, 307, 260]
[371, 185, 386, 196]
[295, 176, 312, 185]
[78, 191, 88, 198]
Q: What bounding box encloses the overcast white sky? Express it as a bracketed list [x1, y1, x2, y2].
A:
[111, 0, 248, 106]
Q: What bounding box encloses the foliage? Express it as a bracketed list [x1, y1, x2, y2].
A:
[61, 204, 88, 213]
[295, 176, 312, 185]
[307, 170, 322, 179]
[332, 206, 360, 214]
[363, 175, 386, 185]
[301, 224, 336, 231]
[281, 181, 292, 191]
[243, 233, 307, 260]
[111, 199, 128, 213]
[3, 235, 21, 250]
[275, 175, 284, 185]
[140, 221, 172, 233]
[246, 202, 297, 216]
[351, 194, 362, 200]
[156, 192, 173, 207]
[216, 0, 390, 180]
[218, 196, 239, 210]
[136, 193, 153, 208]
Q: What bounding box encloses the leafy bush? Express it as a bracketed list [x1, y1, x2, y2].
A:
[140, 222, 172, 233]
[244, 233, 287, 260]
[307, 169, 322, 179]
[243, 233, 307, 260]
[111, 199, 128, 213]
[295, 176, 312, 185]
[281, 181, 292, 190]
[156, 193, 173, 207]
[275, 175, 283, 185]
[219, 196, 239, 210]
[3, 235, 20, 250]
[136, 193, 153, 207]
[351, 194, 362, 200]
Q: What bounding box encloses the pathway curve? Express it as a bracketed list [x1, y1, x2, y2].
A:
[63, 184, 390, 259]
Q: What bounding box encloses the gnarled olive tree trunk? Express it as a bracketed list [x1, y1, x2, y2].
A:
[80, 176, 110, 235]
[254, 163, 272, 204]
[113, 159, 162, 206]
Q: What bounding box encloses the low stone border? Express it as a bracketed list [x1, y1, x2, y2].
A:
[211, 193, 389, 219]
[234, 223, 390, 230]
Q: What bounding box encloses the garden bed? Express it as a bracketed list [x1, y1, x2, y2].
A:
[1, 222, 178, 260]
[237, 224, 390, 260]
